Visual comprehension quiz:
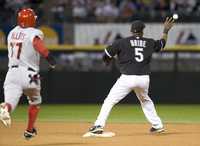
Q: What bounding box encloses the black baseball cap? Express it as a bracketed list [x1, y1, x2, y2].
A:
[131, 20, 145, 33]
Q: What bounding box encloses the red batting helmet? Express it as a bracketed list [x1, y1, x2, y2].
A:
[17, 8, 37, 28]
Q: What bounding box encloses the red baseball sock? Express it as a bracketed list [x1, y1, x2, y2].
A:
[27, 105, 40, 131]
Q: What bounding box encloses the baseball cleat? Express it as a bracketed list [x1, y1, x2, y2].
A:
[150, 127, 165, 133]
[89, 125, 104, 134]
[24, 128, 37, 140]
[83, 125, 115, 138]
[0, 105, 11, 127]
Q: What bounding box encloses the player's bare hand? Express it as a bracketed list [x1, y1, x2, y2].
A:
[163, 17, 175, 33]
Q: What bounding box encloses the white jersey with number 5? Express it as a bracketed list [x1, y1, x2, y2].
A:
[7, 26, 44, 71]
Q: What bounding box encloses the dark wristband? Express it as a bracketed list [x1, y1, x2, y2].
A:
[160, 39, 166, 48]
[163, 28, 169, 34]
[46, 53, 56, 67]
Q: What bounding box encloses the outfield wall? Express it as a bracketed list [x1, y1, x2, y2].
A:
[1, 71, 200, 104]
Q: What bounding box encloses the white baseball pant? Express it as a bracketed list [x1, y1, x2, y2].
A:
[94, 74, 163, 129]
[3, 66, 42, 112]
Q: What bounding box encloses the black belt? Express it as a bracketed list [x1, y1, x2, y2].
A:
[11, 65, 36, 72]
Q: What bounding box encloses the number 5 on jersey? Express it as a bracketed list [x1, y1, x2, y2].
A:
[10, 42, 22, 59]
[135, 48, 144, 62]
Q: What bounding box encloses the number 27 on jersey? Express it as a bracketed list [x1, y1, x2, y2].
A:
[10, 42, 22, 59]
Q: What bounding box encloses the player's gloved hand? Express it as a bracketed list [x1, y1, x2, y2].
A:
[163, 17, 175, 34]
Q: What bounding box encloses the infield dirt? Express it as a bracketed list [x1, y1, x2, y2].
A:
[0, 122, 200, 146]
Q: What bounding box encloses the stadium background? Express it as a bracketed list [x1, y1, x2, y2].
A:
[0, 1, 200, 146]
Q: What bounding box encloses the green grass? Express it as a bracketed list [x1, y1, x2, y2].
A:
[12, 104, 200, 123]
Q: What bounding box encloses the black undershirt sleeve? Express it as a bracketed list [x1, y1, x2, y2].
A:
[103, 41, 120, 65]
[105, 41, 120, 57]
[102, 53, 112, 65]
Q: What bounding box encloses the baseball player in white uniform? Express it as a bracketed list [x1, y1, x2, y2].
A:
[0, 8, 56, 140]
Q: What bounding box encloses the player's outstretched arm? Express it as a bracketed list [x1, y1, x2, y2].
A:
[162, 17, 175, 44]
[33, 36, 56, 69]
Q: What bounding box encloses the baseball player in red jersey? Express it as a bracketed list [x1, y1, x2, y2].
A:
[0, 8, 56, 140]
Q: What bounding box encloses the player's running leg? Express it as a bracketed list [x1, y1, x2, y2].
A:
[1, 83, 23, 127]
[1, 69, 23, 127]
[23, 88, 41, 140]
[88, 75, 132, 135]
[1, 90, 22, 127]
[23, 104, 40, 140]
[24, 104, 40, 140]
